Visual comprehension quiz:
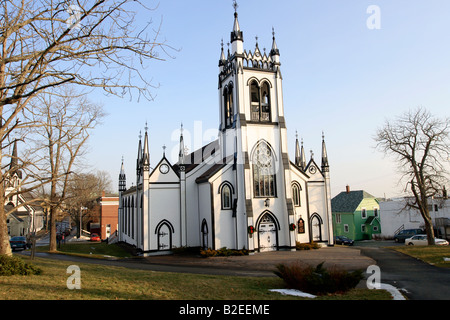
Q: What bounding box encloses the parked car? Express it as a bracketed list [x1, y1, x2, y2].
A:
[334, 235, 354, 246]
[405, 235, 449, 246]
[90, 233, 101, 242]
[9, 236, 28, 251]
[394, 229, 425, 243]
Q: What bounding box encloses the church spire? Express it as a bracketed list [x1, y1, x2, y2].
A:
[142, 122, 150, 170]
[230, 0, 243, 53]
[119, 157, 126, 192]
[9, 140, 22, 179]
[179, 123, 185, 165]
[219, 39, 226, 66]
[321, 132, 329, 172]
[136, 130, 142, 175]
[10, 140, 18, 171]
[295, 131, 301, 167]
[270, 27, 280, 56]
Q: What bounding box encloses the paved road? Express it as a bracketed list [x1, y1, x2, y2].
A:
[358, 245, 450, 300]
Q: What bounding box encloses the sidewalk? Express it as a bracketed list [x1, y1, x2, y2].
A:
[142, 246, 376, 272]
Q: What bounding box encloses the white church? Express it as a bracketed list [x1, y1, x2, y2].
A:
[117, 6, 334, 255]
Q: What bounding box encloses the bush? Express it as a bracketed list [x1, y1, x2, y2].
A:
[296, 241, 320, 250]
[200, 247, 249, 258]
[274, 261, 363, 295]
[0, 254, 42, 276]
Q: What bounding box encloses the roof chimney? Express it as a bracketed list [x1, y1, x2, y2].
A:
[346, 185, 350, 194]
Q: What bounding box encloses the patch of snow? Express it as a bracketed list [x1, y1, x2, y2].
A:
[380, 284, 406, 300]
[269, 289, 316, 298]
[270, 283, 406, 300]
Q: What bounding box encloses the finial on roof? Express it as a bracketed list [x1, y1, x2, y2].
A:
[233, 0, 238, 13]
[270, 27, 280, 56]
[231, 0, 243, 43]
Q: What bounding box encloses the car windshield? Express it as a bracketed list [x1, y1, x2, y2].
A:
[11, 237, 25, 241]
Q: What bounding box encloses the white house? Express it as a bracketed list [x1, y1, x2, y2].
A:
[117, 7, 334, 255]
[379, 196, 450, 240]
[5, 141, 45, 237]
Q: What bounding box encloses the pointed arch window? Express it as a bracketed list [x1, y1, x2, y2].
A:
[223, 84, 234, 128]
[221, 184, 232, 210]
[252, 142, 277, 197]
[292, 182, 301, 207]
[250, 80, 271, 122]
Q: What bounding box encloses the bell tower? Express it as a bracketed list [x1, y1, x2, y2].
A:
[217, 2, 295, 250]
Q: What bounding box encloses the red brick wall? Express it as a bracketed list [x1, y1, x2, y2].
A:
[98, 197, 119, 240]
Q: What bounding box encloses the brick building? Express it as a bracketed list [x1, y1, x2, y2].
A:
[96, 192, 119, 240]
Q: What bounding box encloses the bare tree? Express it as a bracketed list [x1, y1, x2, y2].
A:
[28, 87, 104, 252]
[64, 171, 112, 238]
[375, 107, 450, 245]
[0, 0, 172, 255]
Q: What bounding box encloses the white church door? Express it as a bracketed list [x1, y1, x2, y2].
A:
[258, 213, 277, 252]
[157, 222, 172, 251]
[311, 214, 322, 242]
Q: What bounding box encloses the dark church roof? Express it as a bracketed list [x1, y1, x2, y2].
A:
[173, 139, 220, 174]
[331, 190, 376, 213]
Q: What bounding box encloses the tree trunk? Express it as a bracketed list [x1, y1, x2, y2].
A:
[423, 214, 435, 245]
[49, 207, 57, 252]
[0, 206, 12, 256]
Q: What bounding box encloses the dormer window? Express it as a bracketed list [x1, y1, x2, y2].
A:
[250, 80, 271, 122]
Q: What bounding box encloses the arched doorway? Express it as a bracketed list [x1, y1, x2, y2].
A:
[310, 213, 323, 242]
[257, 212, 278, 252]
[155, 220, 174, 251]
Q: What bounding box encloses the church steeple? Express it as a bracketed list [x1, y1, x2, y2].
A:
[295, 132, 301, 167]
[9, 140, 22, 179]
[142, 123, 150, 171]
[119, 157, 126, 192]
[270, 27, 280, 57]
[136, 131, 142, 176]
[179, 123, 185, 165]
[295, 133, 306, 170]
[230, 1, 243, 54]
[321, 132, 329, 172]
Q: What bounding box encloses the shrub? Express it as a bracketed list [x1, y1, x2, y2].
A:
[200, 247, 249, 258]
[274, 261, 363, 295]
[0, 255, 42, 276]
[296, 241, 320, 250]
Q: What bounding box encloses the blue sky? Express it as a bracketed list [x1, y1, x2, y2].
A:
[86, 0, 450, 198]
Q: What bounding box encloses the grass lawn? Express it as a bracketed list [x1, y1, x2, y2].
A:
[0, 254, 393, 300]
[391, 245, 450, 268]
[35, 241, 133, 259]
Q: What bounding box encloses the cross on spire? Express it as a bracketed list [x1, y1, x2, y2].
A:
[233, 0, 238, 13]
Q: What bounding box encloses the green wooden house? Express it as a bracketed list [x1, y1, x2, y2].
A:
[331, 187, 381, 241]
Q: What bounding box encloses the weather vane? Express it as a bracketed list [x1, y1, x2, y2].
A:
[233, 0, 238, 12]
